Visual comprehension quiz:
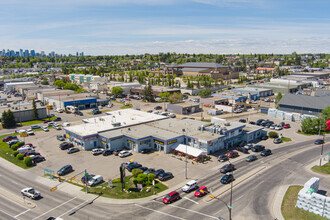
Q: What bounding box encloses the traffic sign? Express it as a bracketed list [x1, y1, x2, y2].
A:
[70, 177, 75, 181]
[209, 194, 215, 199]
[50, 186, 57, 192]
[228, 205, 233, 210]
[130, 158, 133, 162]
[85, 173, 89, 177]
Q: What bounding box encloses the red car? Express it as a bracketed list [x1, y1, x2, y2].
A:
[43, 120, 51, 123]
[2, 135, 17, 142]
[194, 186, 208, 197]
[283, 124, 290, 129]
[163, 191, 180, 204]
[227, 151, 239, 158]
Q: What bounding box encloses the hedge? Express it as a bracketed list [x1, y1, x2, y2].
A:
[24, 157, 33, 167]
[13, 150, 19, 157]
[11, 144, 19, 151]
[17, 142, 25, 147]
[16, 154, 24, 160]
[269, 131, 279, 139]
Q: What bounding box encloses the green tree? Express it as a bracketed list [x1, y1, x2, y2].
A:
[41, 78, 49, 85]
[32, 99, 39, 120]
[111, 87, 123, 97]
[159, 92, 171, 102]
[301, 117, 320, 134]
[1, 110, 8, 128]
[169, 92, 183, 104]
[268, 131, 279, 138]
[275, 92, 283, 109]
[143, 84, 154, 102]
[198, 88, 212, 98]
[2, 110, 16, 128]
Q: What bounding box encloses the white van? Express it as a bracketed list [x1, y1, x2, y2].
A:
[18, 147, 34, 154]
[182, 180, 198, 193]
[88, 175, 103, 187]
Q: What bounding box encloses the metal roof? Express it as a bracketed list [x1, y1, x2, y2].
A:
[181, 67, 208, 72]
[179, 62, 227, 68]
[278, 94, 330, 110]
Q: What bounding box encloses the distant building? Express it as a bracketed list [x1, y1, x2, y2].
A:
[69, 74, 105, 85]
[0, 103, 47, 122]
[130, 86, 180, 96]
[167, 102, 201, 115]
[200, 97, 229, 107]
[232, 87, 273, 98]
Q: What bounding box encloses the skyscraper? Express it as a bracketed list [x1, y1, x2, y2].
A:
[24, 50, 29, 57]
[20, 49, 23, 57]
[31, 50, 35, 57]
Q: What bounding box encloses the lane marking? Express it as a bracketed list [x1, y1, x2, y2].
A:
[57, 200, 89, 218]
[135, 204, 184, 220]
[14, 208, 31, 218]
[153, 201, 218, 219]
[32, 197, 77, 220]
[0, 209, 17, 219]
[184, 197, 199, 204]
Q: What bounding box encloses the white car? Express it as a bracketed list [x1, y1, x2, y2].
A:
[275, 125, 283, 130]
[270, 124, 276, 130]
[119, 150, 132, 158]
[56, 108, 64, 113]
[42, 126, 49, 132]
[21, 188, 40, 199]
[63, 122, 70, 127]
[92, 148, 104, 155]
[27, 129, 34, 135]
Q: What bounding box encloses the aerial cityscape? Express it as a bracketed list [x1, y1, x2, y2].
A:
[0, 0, 329, 220]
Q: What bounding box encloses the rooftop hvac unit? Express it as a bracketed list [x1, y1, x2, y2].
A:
[224, 122, 230, 126]
[112, 122, 121, 127]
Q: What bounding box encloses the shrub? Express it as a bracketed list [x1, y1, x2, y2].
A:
[269, 131, 279, 139]
[17, 142, 25, 147]
[134, 173, 148, 186]
[16, 153, 24, 160]
[13, 150, 19, 157]
[24, 156, 33, 167]
[112, 178, 121, 183]
[132, 169, 143, 178]
[147, 173, 155, 185]
[11, 144, 19, 150]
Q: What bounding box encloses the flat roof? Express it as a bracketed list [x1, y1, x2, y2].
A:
[168, 102, 200, 108]
[46, 93, 98, 101]
[232, 87, 272, 92]
[65, 109, 167, 137]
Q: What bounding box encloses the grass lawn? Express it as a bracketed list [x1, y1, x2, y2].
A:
[281, 185, 327, 220]
[281, 137, 292, 142]
[120, 103, 133, 109]
[19, 116, 56, 126]
[297, 131, 315, 136]
[311, 162, 330, 175]
[81, 175, 168, 199]
[0, 133, 29, 169]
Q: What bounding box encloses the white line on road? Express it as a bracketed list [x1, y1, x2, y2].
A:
[0, 209, 17, 219]
[32, 197, 77, 220]
[184, 197, 199, 204]
[135, 204, 185, 220]
[14, 208, 31, 218]
[57, 200, 89, 218]
[153, 201, 218, 219]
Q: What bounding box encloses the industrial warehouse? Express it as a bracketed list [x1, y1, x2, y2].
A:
[64, 109, 266, 157]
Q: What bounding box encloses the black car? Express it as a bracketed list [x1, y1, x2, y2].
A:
[127, 164, 142, 172]
[154, 169, 165, 178]
[218, 155, 229, 162]
[32, 155, 45, 163]
[57, 135, 65, 141]
[220, 164, 235, 173]
[265, 122, 273, 128]
[75, 111, 83, 116]
[158, 172, 173, 181]
[256, 119, 264, 125]
[279, 122, 285, 127]
[92, 109, 101, 115]
[220, 173, 234, 184]
[81, 174, 95, 184]
[249, 121, 256, 125]
[252, 145, 265, 152]
[103, 149, 113, 156]
[236, 147, 249, 154]
[138, 167, 148, 172]
[239, 119, 247, 123]
[53, 117, 62, 122]
[261, 135, 268, 140]
[314, 139, 324, 145]
[57, 165, 73, 176]
[260, 149, 272, 156]
[141, 149, 153, 154]
[59, 142, 73, 150]
[144, 168, 155, 175]
[154, 106, 162, 110]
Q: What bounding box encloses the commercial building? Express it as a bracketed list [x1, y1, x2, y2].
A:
[167, 103, 202, 115]
[130, 86, 181, 96]
[4, 82, 35, 91]
[69, 74, 106, 85]
[64, 109, 265, 155]
[0, 102, 47, 122]
[231, 87, 273, 98]
[200, 97, 229, 107]
[251, 78, 311, 94]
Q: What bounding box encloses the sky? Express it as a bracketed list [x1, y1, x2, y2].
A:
[0, 0, 329, 55]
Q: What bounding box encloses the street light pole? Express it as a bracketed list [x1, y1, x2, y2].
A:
[319, 128, 325, 167]
[209, 194, 232, 220]
[228, 160, 234, 218]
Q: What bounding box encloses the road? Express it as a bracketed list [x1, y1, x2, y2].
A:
[0, 138, 328, 219]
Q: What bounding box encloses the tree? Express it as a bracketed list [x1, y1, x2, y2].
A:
[268, 131, 279, 138]
[159, 92, 171, 102]
[2, 110, 16, 128]
[111, 87, 123, 97]
[143, 84, 154, 102]
[275, 92, 283, 109]
[32, 99, 39, 120]
[41, 78, 49, 85]
[169, 92, 183, 104]
[1, 110, 8, 128]
[198, 88, 212, 98]
[301, 117, 320, 134]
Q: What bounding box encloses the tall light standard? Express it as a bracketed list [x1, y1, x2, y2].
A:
[227, 159, 234, 217]
[182, 128, 188, 179]
[209, 194, 233, 220]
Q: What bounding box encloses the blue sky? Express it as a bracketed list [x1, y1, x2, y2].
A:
[0, 0, 329, 55]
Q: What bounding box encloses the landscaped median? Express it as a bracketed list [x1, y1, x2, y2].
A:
[281, 185, 327, 220]
[311, 162, 330, 175]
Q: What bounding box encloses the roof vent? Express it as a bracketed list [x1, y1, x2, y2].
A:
[224, 122, 230, 126]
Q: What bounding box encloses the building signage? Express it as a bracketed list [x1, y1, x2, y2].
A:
[127, 140, 135, 144]
[154, 139, 164, 145]
[167, 139, 177, 145]
[101, 141, 107, 145]
[84, 136, 96, 141]
[140, 140, 151, 145]
[111, 137, 122, 141]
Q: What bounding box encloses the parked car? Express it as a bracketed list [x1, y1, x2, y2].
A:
[261, 149, 272, 156]
[154, 106, 162, 110]
[21, 188, 40, 199]
[246, 155, 258, 162]
[81, 174, 95, 184]
[103, 149, 113, 156]
[236, 147, 249, 154]
[283, 124, 291, 129]
[275, 125, 283, 130]
[8, 139, 21, 147]
[194, 186, 208, 197]
[249, 121, 256, 125]
[273, 138, 282, 144]
[92, 148, 105, 155]
[57, 165, 73, 176]
[127, 164, 142, 172]
[32, 155, 45, 163]
[220, 173, 234, 184]
[227, 151, 239, 158]
[244, 143, 253, 150]
[182, 180, 198, 193]
[25, 151, 40, 157]
[158, 172, 174, 181]
[154, 169, 165, 178]
[43, 120, 51, 124]
[57, 135, 65, 141]
[42, 126, 49, 132]
[251, 145, 265, 152]
[279, 122, 285, 127]
[261, 135, 268, 140]
[119, 150, 132, 158]
[220, 164, 235, 173]
[270, 124, 276, 130]
[113, 149, 122, 156]
[139, 167, 148, 172]
[314, 139, 324, 145]
[169, 113, 176, 118]
[53, 117, 62, 122]
[31, 125, 41, 129]
[2, 135, 17, 142]
[92, 109, 101, 115]
[63, 122, 70, 127]
[218, 155, 229, 162]
[53, 125, 61, 130]
[144, 168, 155, 175]
[26, 129, 34, 135]
[67, 148, 80, 154]
[140, 149, 153, 154]
[59, 142, 73, 150]
[75, 111, 83, 116]
[163, 191, 180, 204]
[88, 175, 103, 187]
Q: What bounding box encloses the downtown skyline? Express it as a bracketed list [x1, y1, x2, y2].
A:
[0, 0, 329, 55]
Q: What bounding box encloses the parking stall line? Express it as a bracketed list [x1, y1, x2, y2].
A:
[183, 197, 199, 204]
[14, 208, 31, 218]
[135, 204, 185, 220]
[32, 196, 77, 220]
[0, 209, 18, 219]
[153, 201, 218, 219]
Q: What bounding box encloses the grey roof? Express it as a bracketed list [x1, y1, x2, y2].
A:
[181, 67, 208, 72]
[179, 62, 227, 68]
[314, 89, 330, 97]
[278, 94, 330, 110]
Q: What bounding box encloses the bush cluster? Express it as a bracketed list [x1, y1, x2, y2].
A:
[132, 168, 143, 178]
[133, 173, 155, 186]
[268, 131, 279, 139]
[11, 144, 19, 151]
[16, 153, 24, 160]
[24, 156, 33, 167]
[12, 150, 19, 157]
